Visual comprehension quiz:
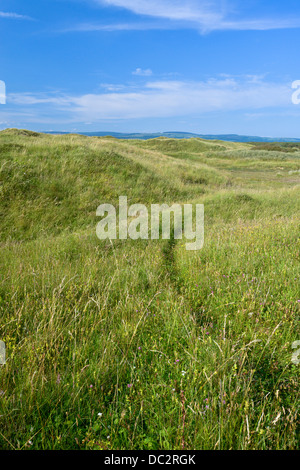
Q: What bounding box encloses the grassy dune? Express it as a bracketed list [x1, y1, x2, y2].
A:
[0, 129, 299, 449]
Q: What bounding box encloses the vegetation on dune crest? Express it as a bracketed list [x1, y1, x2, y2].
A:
[0, 129, 299, 450]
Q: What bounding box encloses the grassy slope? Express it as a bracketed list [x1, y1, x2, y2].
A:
[0, 129, 299, 450]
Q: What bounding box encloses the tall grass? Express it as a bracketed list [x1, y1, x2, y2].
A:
[0, 130, 299, 449]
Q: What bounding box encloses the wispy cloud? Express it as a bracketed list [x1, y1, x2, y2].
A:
[132, 68, 153, 77]
[215, 18, 300, 32]
[9, 92, 71, 106]
[98, 0, 220, 23]
[60, 21, 175, 33]
[100, 83, 127, 91]
[8, 77, 294, 123]
[0, 11, 33, 20]
[93, 0, 300, 33]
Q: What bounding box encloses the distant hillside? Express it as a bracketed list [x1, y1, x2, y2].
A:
[44, 130, 300, 143]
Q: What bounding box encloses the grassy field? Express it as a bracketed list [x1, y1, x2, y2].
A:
[0, 128, 299, 450]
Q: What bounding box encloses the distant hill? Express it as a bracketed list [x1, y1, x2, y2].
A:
[44, 130, 300, 143]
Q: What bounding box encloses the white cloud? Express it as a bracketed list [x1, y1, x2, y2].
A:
[215, 18, 300, 32]
[8, 77, 294, 122]
[94, 0, 300, 33]
[9, 92, 71, 106]
[100, 83, 126, 91]
[132, 68, 153, 76]
[0, 11, 32, 20]
[60, 21, 176, 33]
[63, 23, 137, 32]
[99, 0, 220, 23]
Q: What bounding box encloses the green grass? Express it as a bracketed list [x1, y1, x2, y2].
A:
[0, 129, 299, 450]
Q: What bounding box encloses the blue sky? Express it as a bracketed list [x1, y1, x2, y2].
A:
[1, 0, 300, 136]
